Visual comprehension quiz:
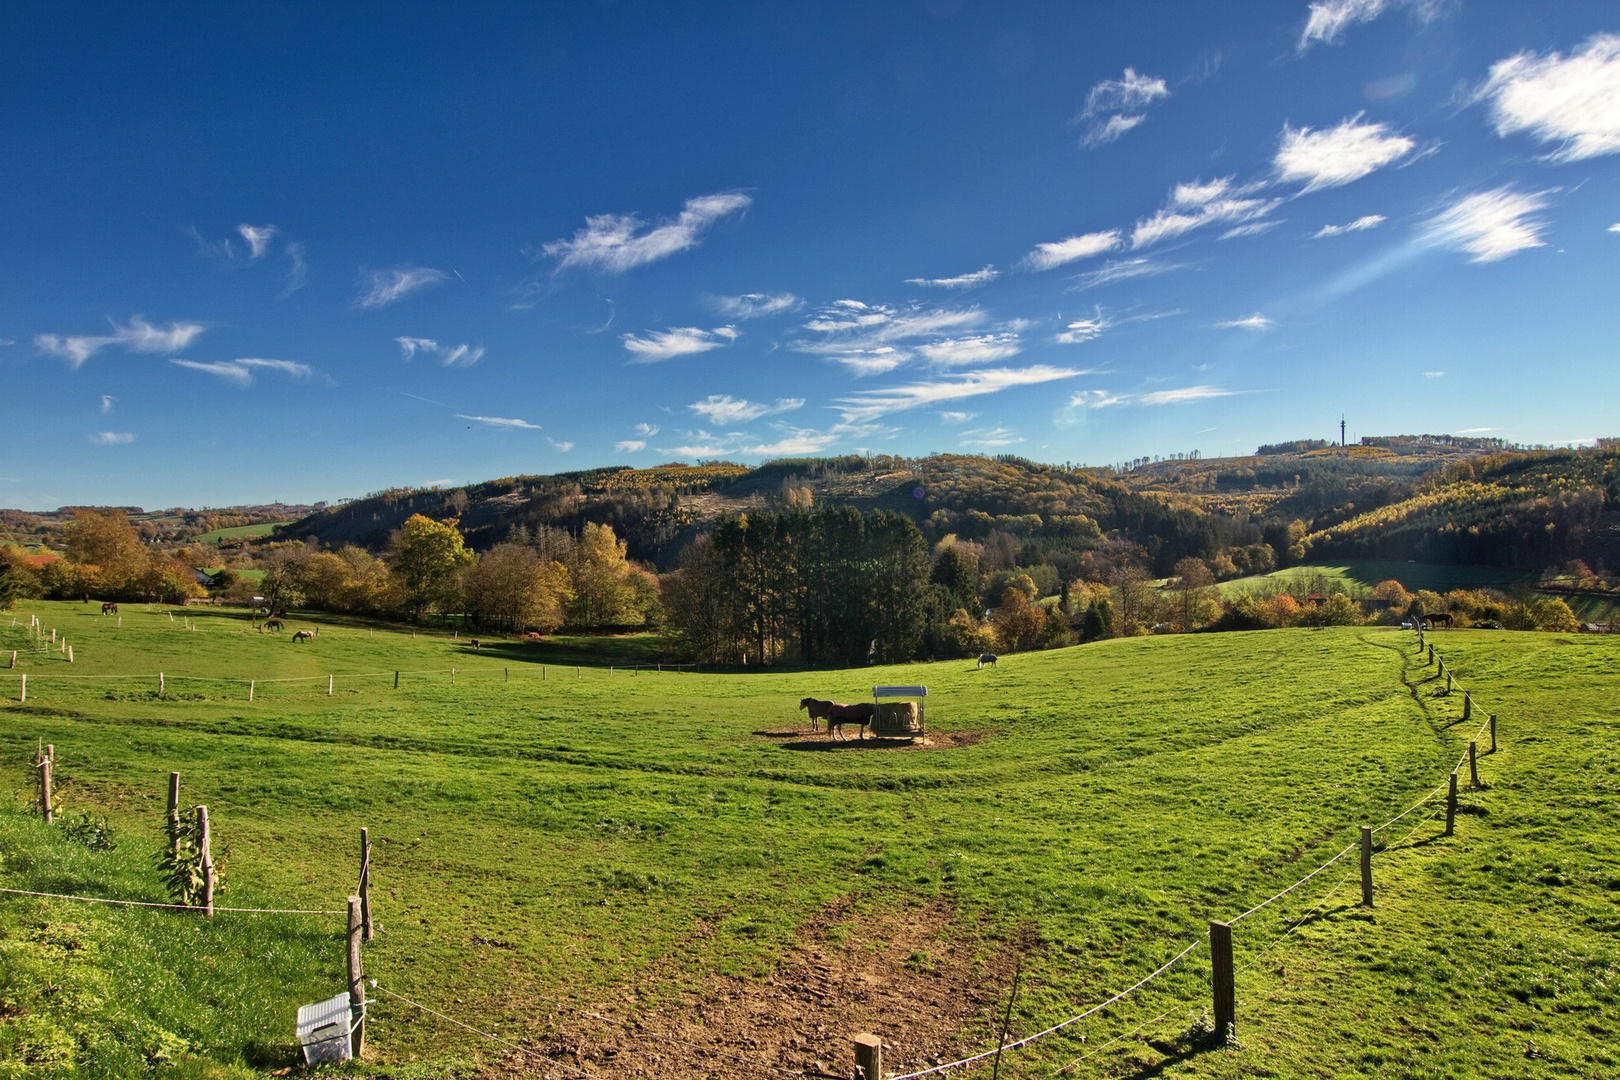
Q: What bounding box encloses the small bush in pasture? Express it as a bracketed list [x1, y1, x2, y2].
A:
[59, 812, 116, 851]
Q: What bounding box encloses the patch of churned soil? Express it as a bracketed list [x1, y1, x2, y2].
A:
[753, 728, 987, 752]
[478, 897, 1019, 1079]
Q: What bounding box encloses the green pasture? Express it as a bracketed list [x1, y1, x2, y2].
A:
[194, 523, 284, 544]
[1218, 560, 1542, 598]
[0, 602, 1615, 1078]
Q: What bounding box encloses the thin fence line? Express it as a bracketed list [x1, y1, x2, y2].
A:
[1228, 841, 1358, 925]
[370, 981, 604, 1079]
[886, 938, 1204, 1080]
[0, 885, 344, 915]
[1371, 781, 1447, 834]
[1236, 865, 1360, 975]
[1051, 1003, 1184, 1076]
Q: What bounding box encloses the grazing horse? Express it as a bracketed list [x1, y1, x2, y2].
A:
[977, 653, 997, 669]
[101, 602, 118, 615]
[1422, 612, 1454, 629]
[262, 618, 284, 632]
[799, 697, 835, 731]
[469, 639, 482, 650]
[826, 701, 875, 742]
[292, 629, 315, 643]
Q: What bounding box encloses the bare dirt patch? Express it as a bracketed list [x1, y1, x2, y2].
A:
[479, 897, 1019, 1079]
[754, 728, 987, 752]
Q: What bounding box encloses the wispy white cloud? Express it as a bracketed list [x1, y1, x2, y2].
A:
[1221, 221, 1283, 240]
[1078, 68, 1170, 148]
[615, 439, 647, 453]
[238, 224, 278, 259]
[1297, 0, 1441, 52]
[457, 414, 543, 430]
[547, 437, 574, 452]
[688, 395, 805, 424]
[1068, 389, 1128, 409]
[1217, 313, 1273, 330]
[1456, 426, 1494, 433]
[358, 267, 449, 308]
[939, 411, 977, 423]
[170, 357, 312, 387]
[634, 422, 660, 437]
[283, 241, 308, 295]
[1610, 222, 1620, 233]
[836, 365, 1084, 422]
[396, 337, 484, 367]
[794, 300, 986, 374]
[544, 192, 751, 273]
[1313, 214, 1386, 238]
[738, 428, 842, 457]
[1131, 178, 1282, 248]
[1476, 34, 1620, 162]
[916, 333, 1022, 366]
[959, 426, 1023, 448]
[1138, 385, 1235, 405]
[36, 317, 205, 369]
[1423, 370, 1445, 377]
[906, 266, 1000, 289]
[709, 292, 801, 319]
[622, 325, 739, 362]
[1423, 187, 1551, 262]
[90, 431, 134, 445]
[99, 395, 116, 414]
[1023, 230, 1123, 271]
[1072, 257, 1183, 289]
[1274, 115, 1415, 192]
[1054, 314, 1109, 344]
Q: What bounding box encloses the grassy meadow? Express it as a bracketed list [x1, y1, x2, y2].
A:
[1214, 560, 1541, 599]
[0, 602, 1615, 1078]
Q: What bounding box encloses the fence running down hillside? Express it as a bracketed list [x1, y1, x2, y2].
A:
[0, 625, 1506, 1077]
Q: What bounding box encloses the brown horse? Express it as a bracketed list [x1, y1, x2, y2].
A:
[1422, 612, 1454, 629]
[101, 602, 118, 615]
[826, 701, 875, 742]
[262, 618, 284, 632]
[799, 697, 835, 731]
[292, 629, 315, 643]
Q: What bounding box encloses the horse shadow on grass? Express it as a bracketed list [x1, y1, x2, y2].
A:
[778, 736, 922, 752]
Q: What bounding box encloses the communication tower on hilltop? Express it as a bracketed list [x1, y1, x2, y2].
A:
[1341, 415, 1346, 448]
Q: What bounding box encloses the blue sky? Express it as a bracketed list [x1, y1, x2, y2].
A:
[3, 1, 1618, 510]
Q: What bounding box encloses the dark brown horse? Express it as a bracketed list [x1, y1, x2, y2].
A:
[101, 602, 118, 615]
[826, 701, 875, 742]
[1422, 612, 1454, 629]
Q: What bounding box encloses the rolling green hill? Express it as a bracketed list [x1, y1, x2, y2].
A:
[0, 602, 1614, 1077]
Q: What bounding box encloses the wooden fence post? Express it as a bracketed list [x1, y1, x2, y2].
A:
[1489, 713, 1497, 753]
[168, 772, 181, 855]
[542, 666, 546, 681]
[328, 675, 334, 697]
[504, 668, 508, 683]
[1469, 740, 1479, 789]
[1462, 691, 1471, 722]
[197, 805, 214, 918]
[1360, 825, 1374, 907]
[394, 670, 399, 689]
[450, 668, 455, 686]
[1210, 920, 1235, 1040]
[853, 1033, 882, 1080]
[1445, 669, 1453, 694]
[347, 896, 366, 1058]
[159, 672, 165, 697]
[1445, 773, 1457, 837]
[1428, 644, 1434, 664]
[38, 748, 52, 824]
[359, 828, 374, 941]
[17, 674, 23, 703]
[248, 680, 254, 702]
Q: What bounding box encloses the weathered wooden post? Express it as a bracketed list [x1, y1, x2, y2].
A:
[197, 805, 215, 918]
[328, 675, 334, 697]
[450, 668, 455, 686]
[1428, 643, 1434, 664]
[1445, 773, 1457, 837]
[8, 650, 14, 668]
[1360, 826, 1374, 907]
[853, 1033, 882, 1080]
[37, 746, 53, 823]
[1210, 920, 1235, 1039]
[1445, 669, 1453, 694]
[248, 680, 254, 702]
[347, 896, 366, 1058]
[542, 666, 546, 681]
[393, 670, 399, 689]
[168, 772, 181, 855]
[504, 667, 508, 683]
[359, 828, 374, 941]
[17, 673, 24, 703]
[158, 672, 165, 697]
[66, 646, 72, 663]
[1469, 740, 1479, 789]
[1489, 713, 1497, 753]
